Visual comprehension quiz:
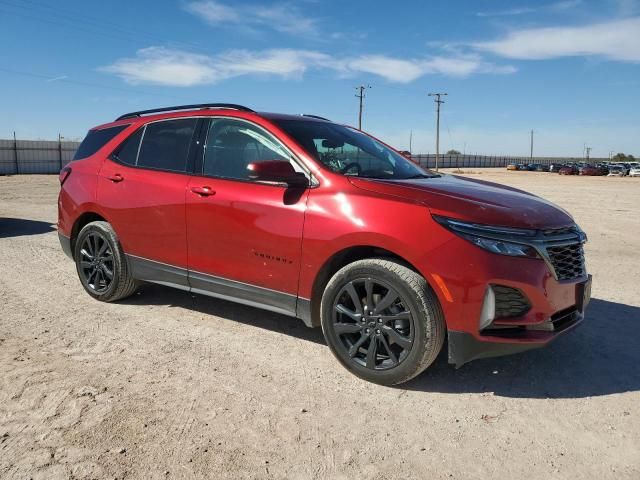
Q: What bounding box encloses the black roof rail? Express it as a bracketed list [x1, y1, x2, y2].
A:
[116, 103, 255, 121]
[302, 114, 331, 121]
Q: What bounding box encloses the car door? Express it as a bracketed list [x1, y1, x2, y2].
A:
[186, 117, 310, 316]
[98, 117, 202, 288]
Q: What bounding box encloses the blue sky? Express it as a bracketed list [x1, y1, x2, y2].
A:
[1, 0, 638, 157]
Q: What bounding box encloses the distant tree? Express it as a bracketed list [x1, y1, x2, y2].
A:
[446, 149, 462, 155]
[612, 152, 634, 162]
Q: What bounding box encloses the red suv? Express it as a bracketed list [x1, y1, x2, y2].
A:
[58, 104, 591, 385]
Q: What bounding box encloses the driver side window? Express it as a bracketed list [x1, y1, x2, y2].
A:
[203, 119, 291, 180]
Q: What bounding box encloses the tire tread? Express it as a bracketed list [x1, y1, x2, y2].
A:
[75, 221, 138, 302]
[321, 257, 445, 385]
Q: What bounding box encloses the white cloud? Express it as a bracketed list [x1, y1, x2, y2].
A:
[550, 0, 584, 11]
[185, 0, 318, 36]
[473, 17, 640, 62]
[100, 47, 219, 87]
[477, 0, 582, 17]
[346, 56, 426, 83]
[215, 49, 334, 79]
[477, 7, 536, 17]
[424, 56, 517, 76]
[101, 47, 516, 87]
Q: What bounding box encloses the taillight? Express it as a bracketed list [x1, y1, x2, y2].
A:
[59, 166, 72, 185]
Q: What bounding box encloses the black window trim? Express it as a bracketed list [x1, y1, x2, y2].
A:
[73, 123, 131, 161]
[108, 116, 206, 176]
[194, 116, 317, 187]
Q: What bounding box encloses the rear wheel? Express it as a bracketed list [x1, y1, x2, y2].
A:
[320, 258, 445, 385]
[74, 221, 138, 302]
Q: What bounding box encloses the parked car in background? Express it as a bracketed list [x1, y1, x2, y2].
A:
[549, 163, 562, 173]
[535, 164, 549, 172]
[57, 103, 591, 385]
[580, 165, 605, 176]
[398, 150, 412, 159]
[559, 164, 579, 175]
[517, 163, 528, 171]
[506, 163, 518, 171]
[607, 165, 626, 177]
[629, 165, 640, 177]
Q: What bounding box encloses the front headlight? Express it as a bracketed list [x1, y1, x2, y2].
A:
[433, 215, 541, 259]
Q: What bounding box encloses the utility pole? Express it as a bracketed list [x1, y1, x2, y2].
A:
[409, 130, 413, 153]
[58, 133, 64, 170]
[13, 131, 19, 174]
[585, 146, 592, 161]
[355, 85, 371, 130]
[530, 129, 534, 160]
[428, 92, 447, 171]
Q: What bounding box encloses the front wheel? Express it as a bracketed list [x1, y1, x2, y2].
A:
[74, 221, 138, 302]
[320, 258, 445, 385]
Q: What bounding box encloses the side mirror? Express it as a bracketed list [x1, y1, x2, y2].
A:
[247, 160, 309, 188]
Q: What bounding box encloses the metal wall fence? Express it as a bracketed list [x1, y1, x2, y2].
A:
[0, 139, 80, 175]
[0, 138, 604, 175]
[410, 154, 605, 170]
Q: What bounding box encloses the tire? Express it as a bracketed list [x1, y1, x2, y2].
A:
[320, 258, 445, 386]
[74, 221, 138, 302]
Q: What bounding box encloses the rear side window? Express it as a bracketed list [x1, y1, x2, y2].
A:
[112, 128, 143, 166]
[73, 125, 127, 160]
[137, 119, 198, 172]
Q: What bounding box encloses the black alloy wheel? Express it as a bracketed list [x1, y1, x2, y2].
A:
[74, 221, 138, 302]
[321, 258, 445, 385]
[332, 278, 414, 370]
[79, 231, 114, 294]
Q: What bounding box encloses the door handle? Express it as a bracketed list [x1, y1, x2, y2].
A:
[108, 174, 124, 183]
[190, 186, 216, 197]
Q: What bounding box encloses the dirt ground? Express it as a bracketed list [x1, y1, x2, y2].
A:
[1, 169, 639, 480]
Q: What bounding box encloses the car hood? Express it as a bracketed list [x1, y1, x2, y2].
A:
[348, 174, 574, 229]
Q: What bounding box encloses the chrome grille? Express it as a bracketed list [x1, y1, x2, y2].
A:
[546, 243, 585, 280]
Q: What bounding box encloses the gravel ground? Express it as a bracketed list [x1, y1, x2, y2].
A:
[0, 170, 639, 480]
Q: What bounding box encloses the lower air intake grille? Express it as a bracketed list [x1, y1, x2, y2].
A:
[493, 285, 531, 319]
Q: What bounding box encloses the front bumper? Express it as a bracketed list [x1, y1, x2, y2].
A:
[448, 307, 584, 367]
[418, 224, 591, 367]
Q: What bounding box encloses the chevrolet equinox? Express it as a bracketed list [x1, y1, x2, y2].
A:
[58, 103, 591, 385]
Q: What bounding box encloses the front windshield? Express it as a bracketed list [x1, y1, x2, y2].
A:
[273, 119, 436, 180]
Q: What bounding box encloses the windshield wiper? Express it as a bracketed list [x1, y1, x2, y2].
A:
[405, 173, 437, 179]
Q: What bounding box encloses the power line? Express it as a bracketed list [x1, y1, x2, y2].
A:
[0, 0, 203, 51]
[355, 85, 371, 130]
[0, 66, 184, 101]
[427, 92, 447, 171]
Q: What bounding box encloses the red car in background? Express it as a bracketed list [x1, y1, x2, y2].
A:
[580, 165, 605, 176]
[559, 164, 579, 175]
[58, 103, 591, 385]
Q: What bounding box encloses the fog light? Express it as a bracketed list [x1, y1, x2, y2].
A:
[479, 286, 495, 330]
